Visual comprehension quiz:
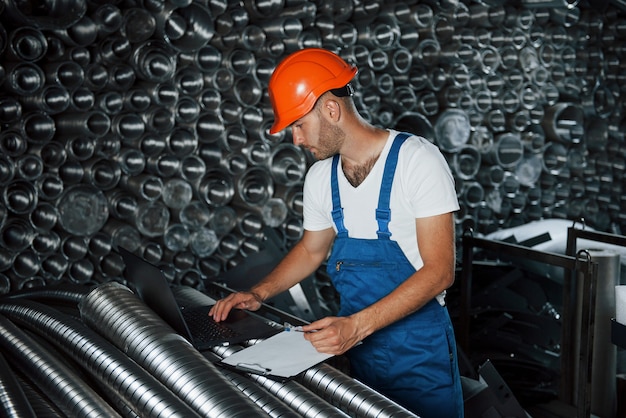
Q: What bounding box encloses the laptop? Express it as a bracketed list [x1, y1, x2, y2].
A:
[118, 246, 280, 350]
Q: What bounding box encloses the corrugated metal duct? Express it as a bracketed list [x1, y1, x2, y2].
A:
[78, 282, 280, 417]
[174, 286, 419, 418]
[0, 313, 122, 417]
[0, 282, 420, 417]
[0, 298, 202, 418]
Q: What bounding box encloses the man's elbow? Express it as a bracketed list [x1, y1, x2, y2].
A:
[441, 267, 456, 290]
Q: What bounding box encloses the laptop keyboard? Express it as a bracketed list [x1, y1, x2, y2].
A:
[183, 308, 241, 342]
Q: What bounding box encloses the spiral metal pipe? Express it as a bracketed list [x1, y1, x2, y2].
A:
[78, 282, 268, 417]
[0, 281, 92, 304]
[298, 364, 418, 418]
[0, 297, 202, 417]
[212, 344, 351, 418]
[0, 313, 121, 417]
[0, 350, 36, 418]
[0, 1, 624, 413]
[201, 349, 303, 418]
[173, 286, 418, 418]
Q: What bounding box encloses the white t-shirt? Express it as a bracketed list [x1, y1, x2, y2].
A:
[303, 129, 460, 272]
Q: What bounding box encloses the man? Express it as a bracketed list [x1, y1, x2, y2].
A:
[210, 48, 464, 418]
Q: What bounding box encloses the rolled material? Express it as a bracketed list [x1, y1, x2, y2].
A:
[434, 108, 471, 152]
[0, 97, 22, 125]
[451, 145, 481, 180]
[15, 154, 43, 181]
[4, 0, 86, 30]
[542, 102, 585, 143]
[0, 299, 201, 418]
[53, 15, 99, 47]
[55, 111, 110, 138]
[29, 202, 59, 232]
[70, 88, 95, 112]
[0, 313, 121, 417]
[3, 180, 38, 215]
[3, 62, 45, 95]
[56, 184, 109, 236]
[79, 282, 267, 417]
[235, 166, 274, 207]
[45, 60, 84, 90]
[7, 26, 48, 62]
[92, 3, 123, 37]
[482, 132, 523, 169]
[20, 85, 70, 115]
[269, 143, 307, 186]
[199, 168, 235, 207]
[155, 2, 214, 52]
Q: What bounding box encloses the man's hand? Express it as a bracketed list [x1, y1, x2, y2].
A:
[209, 291, 263, 322]
[301, 316, 363, 355]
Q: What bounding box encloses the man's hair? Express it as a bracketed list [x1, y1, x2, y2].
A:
[314, 89, 357, 114]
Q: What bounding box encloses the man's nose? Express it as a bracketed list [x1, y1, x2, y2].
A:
[292, 130, 304, 146]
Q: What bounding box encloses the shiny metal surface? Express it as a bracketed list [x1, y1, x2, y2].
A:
[0, 297, 201, 417]
[0, 313, 122, 417]
[79, 282, 268, 417]
[0, 0, 625, 414]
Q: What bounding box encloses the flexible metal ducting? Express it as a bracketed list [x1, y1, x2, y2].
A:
[0, 313, 121, 417]
[0, 351, 36, 418]
[212, 343, 417, 418]
[14, 373, 65, 418]
[299, 364, 418, 418]
[211, 343, 358, 418]
[174, 286, 418, 418]
[0, 282, 93, 304]
[0, 282, 422, 417]
[0, 298, 202, 418]
[200, 349, 304, 418]
[78, 281, 270, 417]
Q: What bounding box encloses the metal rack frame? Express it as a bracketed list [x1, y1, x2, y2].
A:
[459, 232, 598, 418]
[565, 225, 626, 365]
[566, 226, 626, 351]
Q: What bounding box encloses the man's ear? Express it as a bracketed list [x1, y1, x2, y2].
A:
[323, 98, 341, 123]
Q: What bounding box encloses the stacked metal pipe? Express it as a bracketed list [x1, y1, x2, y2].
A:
[0, 282, 418, 417]
[0, 0, 625, 415]
[0, 0, 625, 317]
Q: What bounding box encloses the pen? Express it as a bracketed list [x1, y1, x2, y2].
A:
[285, 323, 318, 333]
[284, 323, 304, 332]
[284, 322, 308, 332]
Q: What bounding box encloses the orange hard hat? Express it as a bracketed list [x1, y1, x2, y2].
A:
[268, 48, 358, 134]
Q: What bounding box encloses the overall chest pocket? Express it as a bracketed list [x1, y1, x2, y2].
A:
[330, 259, 409, 315]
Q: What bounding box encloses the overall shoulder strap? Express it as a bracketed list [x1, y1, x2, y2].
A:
[376, 132, 411, 240]
[330, 154, 348, 237]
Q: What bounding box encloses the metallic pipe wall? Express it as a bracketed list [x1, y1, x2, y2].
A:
[0, 0, 626, 414]
[0, 0, 624, 295]
[0, 282, 418, 417]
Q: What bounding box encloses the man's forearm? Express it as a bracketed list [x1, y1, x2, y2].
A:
[250, 242, 325, 301]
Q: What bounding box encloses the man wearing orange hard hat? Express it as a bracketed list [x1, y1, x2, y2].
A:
[211, 48, 463, 418]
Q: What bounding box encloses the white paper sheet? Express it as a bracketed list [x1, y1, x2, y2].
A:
[220, 329, 333, 379]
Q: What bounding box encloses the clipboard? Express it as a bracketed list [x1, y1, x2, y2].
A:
[218, 327, 334, 381]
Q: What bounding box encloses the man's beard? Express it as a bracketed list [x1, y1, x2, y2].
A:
[311, 117, 344, 160]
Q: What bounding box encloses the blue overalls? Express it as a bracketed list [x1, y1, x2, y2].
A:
[327, 133, 464, 418]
